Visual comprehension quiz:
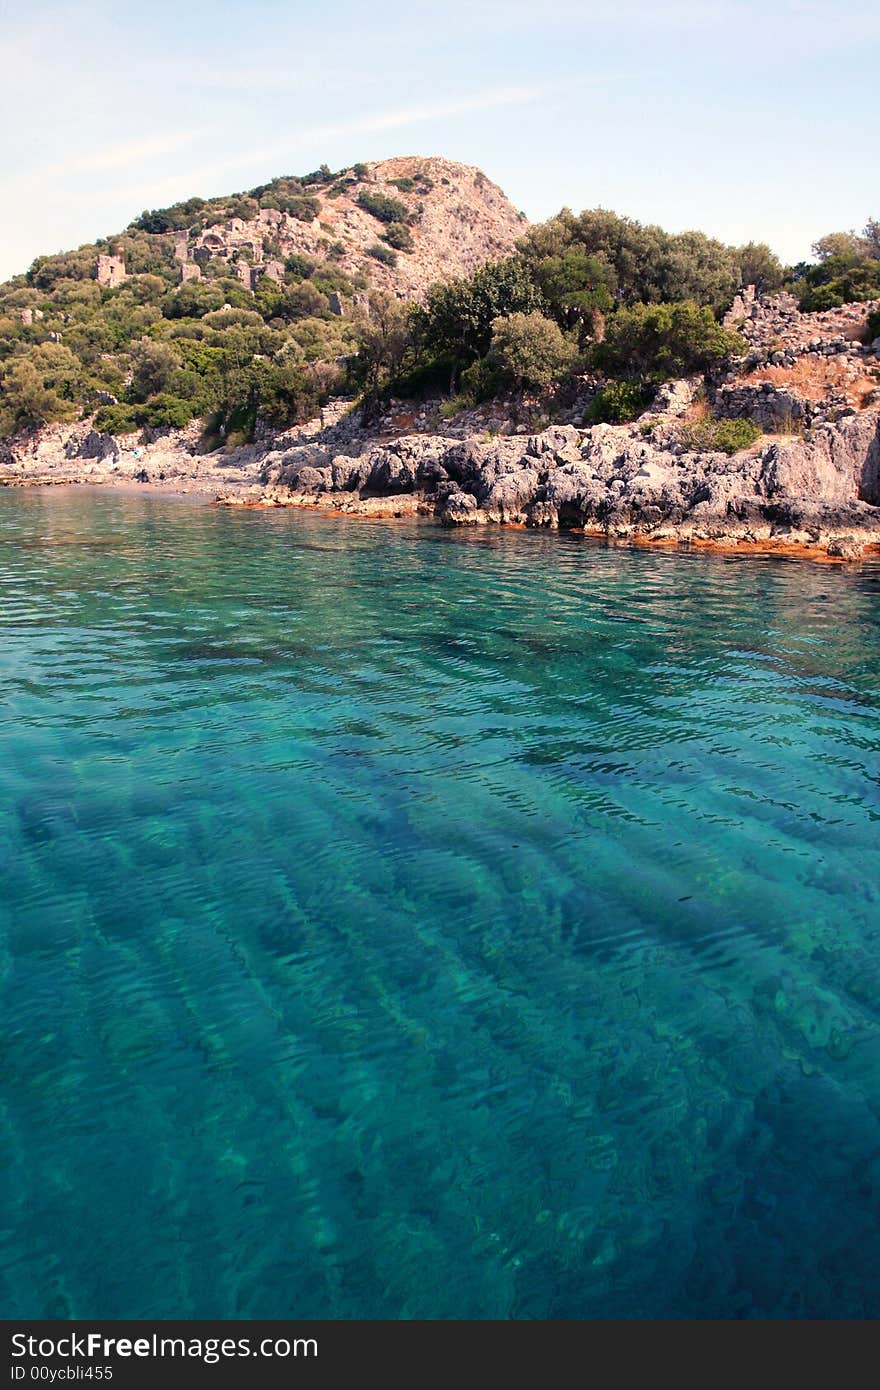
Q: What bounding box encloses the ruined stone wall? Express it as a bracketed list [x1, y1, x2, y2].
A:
[96, 254, 127, 288]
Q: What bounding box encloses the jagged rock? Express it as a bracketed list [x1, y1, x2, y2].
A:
[64, 430, 118, 462]
[441, 491, 482, 525]
[649, 377, 701, 417]
[525, 424, 582, 463]
[330, 456, 373, 492]
[236, 400, 880, 557]
[827, 535, 867, 560]
[761, 410, 880, 504]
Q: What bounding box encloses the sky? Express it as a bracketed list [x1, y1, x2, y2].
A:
[1, 0, 877, 282]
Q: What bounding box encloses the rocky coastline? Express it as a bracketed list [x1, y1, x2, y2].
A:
[219, 395, 880, 562]
[3, 291, 880, 563]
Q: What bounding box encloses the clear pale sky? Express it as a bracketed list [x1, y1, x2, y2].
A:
[1, 1, 877, 282]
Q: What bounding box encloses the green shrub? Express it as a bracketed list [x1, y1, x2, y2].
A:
[284, 253, 315, 281]
[141, 394, 197, 429]
[27, 247, 98, 290]
[459, 357, 504, 403]
[161, 281, 227, 319]
[587, 379, 651, 424]
[866, 309, 880, 341]
[129, 338, 182, 401]
[367, 244, 397, 267]
[598, 302, 746, 379]
[391, 355, 455, 399]
[357, 190, 409, 224]
[132, 198, 208, 234]
[676, 416, 762, 454]
[301, 164, 333, 186]
[799, 283, 845, 312]
[383, 222, 414, 252]
[93, 402, 140, 434]
[282, 196, 321, 222]
[0, 343, 84, 434]
[796, 252, 880, 311]
[439, 393, 472, 419]
[487, 311, 577, 391]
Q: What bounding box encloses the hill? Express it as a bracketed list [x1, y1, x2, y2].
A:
[1, 159, 878, 488]
[0, 156, 526, 440]
[129, 155, 527, 304]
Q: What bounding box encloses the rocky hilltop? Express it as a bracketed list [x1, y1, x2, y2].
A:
[95, 156, 525, 308]
[255, 156, 528, 302]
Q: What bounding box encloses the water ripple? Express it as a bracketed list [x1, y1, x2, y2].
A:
[1, 489, 879, 1319]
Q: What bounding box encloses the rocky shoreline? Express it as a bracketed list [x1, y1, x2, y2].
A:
[3, 394, 880, 564]
[215, 395, 880, 561]
[3, 287, 880, 563]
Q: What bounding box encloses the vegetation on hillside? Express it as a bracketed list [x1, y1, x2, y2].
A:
[0, 166, 876, 442]
[790, 219, 880, 312]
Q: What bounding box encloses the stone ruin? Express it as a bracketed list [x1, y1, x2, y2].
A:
[328, 290, 370, 318]
[167, 216, 295, 292]
[96, 254, 127, 288]
[714, 289, 880, 431]
[723, 284, 758, 326]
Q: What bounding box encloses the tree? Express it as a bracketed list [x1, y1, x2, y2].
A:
[812, 231, 868, 262]
[419, 258, 543, 388]
[863, 218, 880, 259]
[796, 252, 880, 310]
[129, 338, 182, 401]
[161, 281, 227, 319]
[521, 209, 745, 309]
[352, 293, 414, 401]
[487, 311, 577, 392]
[532, 247, 615, 340]
[598, 302, 745, 379]
[519, 208, 664, 304]
[0, 343, 83, 435]
[652, 231, 740, 309]
[735, 242, 785, 293]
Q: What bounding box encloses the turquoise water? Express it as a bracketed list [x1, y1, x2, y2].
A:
[1, 488, 879, 1320]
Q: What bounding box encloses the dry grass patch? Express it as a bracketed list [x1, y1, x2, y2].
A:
[735, 356, 879, 407]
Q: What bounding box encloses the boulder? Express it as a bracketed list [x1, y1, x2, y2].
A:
[441, 491, 482, 525]
[64, 430, 118, 462]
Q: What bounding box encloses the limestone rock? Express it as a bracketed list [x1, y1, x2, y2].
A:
[64, 430, 118, 462]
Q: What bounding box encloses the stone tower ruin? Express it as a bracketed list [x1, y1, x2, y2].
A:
[96, 254, 127, 289]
